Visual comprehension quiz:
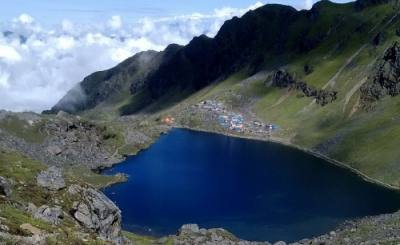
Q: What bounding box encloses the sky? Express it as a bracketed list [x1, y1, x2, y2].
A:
[0, 0, 310, 24]
[0, 0, 350, 112]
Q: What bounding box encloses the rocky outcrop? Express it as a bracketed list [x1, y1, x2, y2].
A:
[0, 111, 123, 169]
[33, 205, 64, 225]
[0, 176, 11, 197]
[315, 90, 338, 106]
[360, 42, 400, 109]
[169, 211, 400, 245]
[36, 166, 66, 191]
[173, 224, 270, 245]
[271, 70, 297, 88]
[269, 70, 338, 106]
[68, 185, 123, 245]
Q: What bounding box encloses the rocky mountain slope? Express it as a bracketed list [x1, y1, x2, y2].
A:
[52, 0, 400, 187]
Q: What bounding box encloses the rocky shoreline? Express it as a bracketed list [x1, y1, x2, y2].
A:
[95, 125, 400, 244]
[167, 213, 400, 244]
[177, 125, 400, 192]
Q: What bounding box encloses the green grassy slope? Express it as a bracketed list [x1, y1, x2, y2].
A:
[150, 0, 400, 187]
[234, 2, 400, 186]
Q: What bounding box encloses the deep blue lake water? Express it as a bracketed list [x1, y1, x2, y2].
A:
[103, 128, 400, 242]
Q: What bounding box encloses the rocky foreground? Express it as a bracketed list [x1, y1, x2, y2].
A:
[0, 110, 167, 170]
[154, 213, 400, 245]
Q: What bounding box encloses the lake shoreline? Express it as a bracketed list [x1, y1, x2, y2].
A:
[176, 125, 400, 192]
[102, 125, 400, 244]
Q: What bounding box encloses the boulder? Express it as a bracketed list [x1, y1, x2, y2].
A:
[46, 146, 63, 156]
[33, 205, 63, 225]
[174, 224, 270, 245]
[271, 70, 296, 88]
[68, 185, 123, 245]
[315, 90, 338, 106]
[26, 203, 38, 214]
[0, 177, 12, 197]
[179, 224, 200, 234]
[36, 166, 66, 191]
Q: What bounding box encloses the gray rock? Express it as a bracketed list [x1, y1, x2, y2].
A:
[179, 224, 200, 234]
[68, 185, 123, 245]
[46, 146, 63, 156]
[33, 205, 63, 225]
[26, 203, 38, 214]
[173, 224, 270, 245]
[0, 176, 12, 197]
[36, 166, 66, 191]
[273, 242, 286, 245]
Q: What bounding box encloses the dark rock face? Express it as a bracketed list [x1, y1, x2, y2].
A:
[304, 64, 314, 75]
[294, 81, 318, 97]
[396, 27, 400, 37]
[354, 0, 392, 10]
[36, 166, 66, 191]
[269, 70, 338, 106]
[68, 185, 123, 245]
[0, 177, 11, 197]
[316, 90, 338, 106]
[147, 5, 302, 99]
[33, 205, 64, 225]
[361, 42, 400, 109]
[272, 70, 297, 88]
[372, 32, 385, 46]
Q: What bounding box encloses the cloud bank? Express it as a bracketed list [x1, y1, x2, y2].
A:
[0, 2, 263, 112]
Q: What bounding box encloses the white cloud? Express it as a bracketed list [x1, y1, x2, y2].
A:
[0, 71, 10, 88]
[0, 44, 22, 62]
[108, 15, 123, 30]
[0, 2, 264, 112]
[61, 19, 74, 33]
[16, 14, 34, 25]
[305, 0, 314, 9]
[56, 36, 75, 50]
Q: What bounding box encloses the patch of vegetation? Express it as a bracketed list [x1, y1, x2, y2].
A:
[0, 150, 45, 183]
[123, 231, 174, 245]
[64, 165, 127, 189]
[0, 116, 47, 143]
[0, 204, 55, 235]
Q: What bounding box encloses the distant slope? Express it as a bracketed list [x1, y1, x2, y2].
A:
[47, 50, 162, 114]
[49, 0, 400, 187]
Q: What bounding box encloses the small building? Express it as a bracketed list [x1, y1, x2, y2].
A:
[218, 115, 229, 128]
[162, 116, 175, 125]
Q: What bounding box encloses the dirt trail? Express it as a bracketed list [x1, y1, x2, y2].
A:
[240, 71, 270, 87]
[299, 44, 367, 115]
[322, 44, 367, 90]
[272, 90, 293, 107]
[342, 77, 368, 113]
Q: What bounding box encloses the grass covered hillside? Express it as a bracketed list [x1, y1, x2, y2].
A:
[51, 0, 400, 189]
